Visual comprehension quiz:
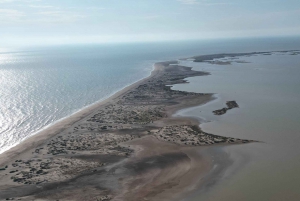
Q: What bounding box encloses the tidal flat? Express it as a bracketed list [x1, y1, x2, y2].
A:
[0, 59, 253, 201]
[1, 49, 299, 201]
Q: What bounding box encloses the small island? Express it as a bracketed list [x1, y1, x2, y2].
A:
[0, 60, 254, 201]
[213, 101, 239, 115]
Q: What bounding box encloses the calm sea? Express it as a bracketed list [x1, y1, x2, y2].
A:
[0, 37, 300, 200]
[173, 44, 300, 200]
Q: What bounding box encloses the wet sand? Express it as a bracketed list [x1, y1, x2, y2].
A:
[0, 60, 253, 201]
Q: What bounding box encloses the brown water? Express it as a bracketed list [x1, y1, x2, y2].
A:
[173, 52, 300, 200]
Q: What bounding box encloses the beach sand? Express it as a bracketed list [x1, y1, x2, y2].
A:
[0, 60, 253, 201]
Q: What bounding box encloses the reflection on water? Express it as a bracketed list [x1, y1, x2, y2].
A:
[173, 52, 300, 201]
[1, 38, 300, 154]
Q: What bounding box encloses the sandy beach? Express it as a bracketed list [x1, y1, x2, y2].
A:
[0, 0, 300, 197]
[0, 60, 254, 201]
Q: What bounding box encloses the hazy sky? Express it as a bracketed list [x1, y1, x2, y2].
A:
[0, 0, 300, 46]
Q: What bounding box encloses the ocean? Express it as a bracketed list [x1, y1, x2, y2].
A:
[1, 37, 300, 200]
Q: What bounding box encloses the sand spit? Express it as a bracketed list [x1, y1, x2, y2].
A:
[0, 61, 254, 201]
[189, 50, 300, 65]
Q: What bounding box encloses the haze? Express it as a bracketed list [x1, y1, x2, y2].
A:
[1, 0, 300, 47]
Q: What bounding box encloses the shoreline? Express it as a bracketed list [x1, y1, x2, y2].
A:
[0, 62, 161, 165]
[0, 59, 254, 201]
[1, 49, 296, 157]
[0, 65, 156, 155]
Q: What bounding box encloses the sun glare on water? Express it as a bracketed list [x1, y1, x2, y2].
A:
[0, 52, 14, 65]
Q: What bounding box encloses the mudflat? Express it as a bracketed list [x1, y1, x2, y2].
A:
[0, 61, 253, 201]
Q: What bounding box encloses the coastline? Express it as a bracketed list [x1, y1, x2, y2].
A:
[1, 50, 296, 161]
[0, 63, 160, 164]
[0, 60, 253, 201]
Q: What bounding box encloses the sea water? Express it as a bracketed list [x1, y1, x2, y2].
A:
[1, 37, 300, 200]
[173, 50, 300, 200]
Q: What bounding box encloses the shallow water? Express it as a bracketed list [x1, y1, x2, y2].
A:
[173, 52, 300, 200]
[2, 37, 299, 154]
[1, 38, 300, 200]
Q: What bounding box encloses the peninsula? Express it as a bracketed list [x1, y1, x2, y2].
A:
[0, 60, 254, 201]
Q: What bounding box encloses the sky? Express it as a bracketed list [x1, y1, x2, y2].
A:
[0, 0, 300, 47]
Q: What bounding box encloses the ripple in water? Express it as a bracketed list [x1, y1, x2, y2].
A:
[1, 38, 300, 154]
